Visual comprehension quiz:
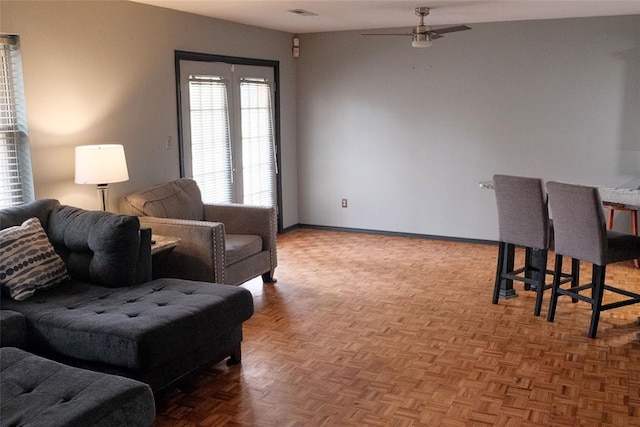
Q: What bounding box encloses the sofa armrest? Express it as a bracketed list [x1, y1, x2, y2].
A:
[138, 217, 226, 283]
[0, 310, 27, 349]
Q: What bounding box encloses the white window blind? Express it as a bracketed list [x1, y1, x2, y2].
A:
[188, 75, 233, 204]
[240, 79, 276, 207]
[0, 34, 34, 208]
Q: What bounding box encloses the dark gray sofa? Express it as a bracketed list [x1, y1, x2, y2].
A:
[1, 346, 156, 427]
[0, 199, 254, 393]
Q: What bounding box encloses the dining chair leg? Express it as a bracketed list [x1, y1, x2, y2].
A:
[571, 258, 580, 303]
[632, 210, 639, 268]
[588, 265, 606, 339]
[591, 264, 598, 300]
[524, 247, 533, 291]
[502, 243, 516, 298]
[493, 242, 505, 304]
[533, 249, 548, 316]
[606, 206, 615, 229]
[547, 254, 563, 322]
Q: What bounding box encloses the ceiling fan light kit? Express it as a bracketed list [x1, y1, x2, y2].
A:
[412, 33, 432, 48]
[363, 6, 471, 48]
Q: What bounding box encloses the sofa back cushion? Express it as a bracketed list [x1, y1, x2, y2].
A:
[0, 199, 60, 230]
[48, 206, 142, 287]
[120, 178, 204, 220]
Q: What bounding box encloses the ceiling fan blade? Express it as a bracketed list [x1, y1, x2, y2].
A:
[430, 25, 471, 35]
[362, 33, 413, 36]
[430, 34, 444, 40]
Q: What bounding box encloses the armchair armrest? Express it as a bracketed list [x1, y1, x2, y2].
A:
[138, 217, 226, 283]
[203, 204, 278, 278]
[203, 204, 277, 247]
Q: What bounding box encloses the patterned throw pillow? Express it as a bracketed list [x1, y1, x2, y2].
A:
[0, 217, 69, 301]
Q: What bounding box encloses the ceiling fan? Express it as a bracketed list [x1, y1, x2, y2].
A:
[362, 7, 471, 48]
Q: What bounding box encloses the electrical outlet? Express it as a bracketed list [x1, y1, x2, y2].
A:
[342, 199, 348, 208]
[165, 136, 173, 150]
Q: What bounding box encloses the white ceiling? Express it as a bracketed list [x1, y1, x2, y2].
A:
[130, 1, 640, 34]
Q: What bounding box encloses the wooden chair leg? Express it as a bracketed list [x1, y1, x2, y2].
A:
[501, 243, 516, 298]
[547, 254, 563, 322]
[606, 206, 615, 230]
[524, 247, 532, 291]
[588, 265, 606, 339]
[493, 242, 505, 304]
[632, 210, 639, 268]
[571, 258, 580, 303]
[533, 249, 548, 316]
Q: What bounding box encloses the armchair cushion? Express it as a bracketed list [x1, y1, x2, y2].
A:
[226, 234, 263, 266]
[122, 179, 204, 220]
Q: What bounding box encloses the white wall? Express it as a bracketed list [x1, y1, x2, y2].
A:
[2, 3, 638, 240]
[0, 1, 299, 228]
[297, 15, 640, 240]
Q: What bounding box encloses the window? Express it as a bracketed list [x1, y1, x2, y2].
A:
[240, 78, 276, 207]
[176, 52, 282, 231]
[189, 75, 233, 204]
[0, 34, 34, 208]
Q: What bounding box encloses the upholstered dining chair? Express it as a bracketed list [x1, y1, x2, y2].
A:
[545, 181, 640, 338]
[492, 175, 578, 316]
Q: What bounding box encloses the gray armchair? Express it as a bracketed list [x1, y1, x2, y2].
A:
[119, 178, 277, 285]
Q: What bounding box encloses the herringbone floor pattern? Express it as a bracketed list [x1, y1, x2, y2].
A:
[155, 228, 640, 426]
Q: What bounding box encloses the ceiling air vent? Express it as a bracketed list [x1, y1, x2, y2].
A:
[288, 9, 318, 17]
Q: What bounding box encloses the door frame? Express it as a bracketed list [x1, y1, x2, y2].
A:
[175, 50, 283, 232]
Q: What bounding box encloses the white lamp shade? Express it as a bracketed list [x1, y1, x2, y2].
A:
[75, 144, 129, 185]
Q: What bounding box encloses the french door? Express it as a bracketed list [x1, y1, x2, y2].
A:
[177, 54, 279, 213]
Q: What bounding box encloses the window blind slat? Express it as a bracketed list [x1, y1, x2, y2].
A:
[0, 35, 34, 208]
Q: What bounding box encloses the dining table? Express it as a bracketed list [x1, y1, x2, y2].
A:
[480, 180, 640, 298]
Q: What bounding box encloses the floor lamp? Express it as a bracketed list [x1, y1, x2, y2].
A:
[75, 144, 129, 211]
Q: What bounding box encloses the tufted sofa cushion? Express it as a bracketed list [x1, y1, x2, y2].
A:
[1, 347, 155, 427]
[120, 178, 205, 220]
[1, 278, 254, 371]
[47, 206, 142, 288]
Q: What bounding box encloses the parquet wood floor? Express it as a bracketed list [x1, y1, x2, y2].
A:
[155, 228, 640, 426]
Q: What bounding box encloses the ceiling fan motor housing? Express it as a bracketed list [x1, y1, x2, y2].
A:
[415, 7, 430, 17]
